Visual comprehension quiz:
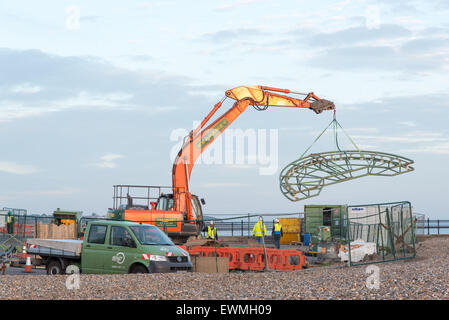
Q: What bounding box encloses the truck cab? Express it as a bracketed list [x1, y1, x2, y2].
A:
[81, 221, 192, 274]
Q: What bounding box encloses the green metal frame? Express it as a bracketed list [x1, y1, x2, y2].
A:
[345, 201, 416, 266]
[280, 150, 414, 201]
[279, 116, 415, 202]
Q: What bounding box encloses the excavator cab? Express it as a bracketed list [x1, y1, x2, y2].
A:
[155, 193, 174, 211]
[109, 185, 204, 244]
[155, 193, 204, 222]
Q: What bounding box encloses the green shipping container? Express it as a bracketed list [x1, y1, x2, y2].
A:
[304, 205, 348, 242]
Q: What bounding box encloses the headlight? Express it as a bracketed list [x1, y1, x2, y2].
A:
[150, 255, 168, 262]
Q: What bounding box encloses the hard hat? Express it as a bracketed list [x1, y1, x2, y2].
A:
[259, 216, 263, 221]
[210, 220, 214, 225]
[275, 218, 279, 223]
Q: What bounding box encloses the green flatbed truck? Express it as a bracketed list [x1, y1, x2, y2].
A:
[27, 220, 193, 275]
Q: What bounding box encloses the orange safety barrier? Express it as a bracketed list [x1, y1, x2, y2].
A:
[0, 224, 35, 235]
[181, 246, 306, 271]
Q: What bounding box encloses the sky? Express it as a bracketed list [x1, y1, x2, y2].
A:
[0, 0, 448, 219]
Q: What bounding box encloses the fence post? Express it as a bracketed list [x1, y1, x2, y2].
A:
[247, 214, 250, 239]
[231, 222, 234, 237]
[241, 220, 243, 237]
[438, 219, 440, 235]
[427, 218, 430, 235]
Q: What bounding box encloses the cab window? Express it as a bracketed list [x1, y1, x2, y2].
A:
[87, 225, 107, 244]
[110, 226, 135, 247]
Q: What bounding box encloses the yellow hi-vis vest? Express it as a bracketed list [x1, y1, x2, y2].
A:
[274, 223, 282, 235]
[252, 221, 267, 237]
[207, 226, 217, 239]
[7, 215, 12, 223]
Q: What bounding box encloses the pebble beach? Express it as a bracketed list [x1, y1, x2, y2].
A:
[0, 236, 447, 300]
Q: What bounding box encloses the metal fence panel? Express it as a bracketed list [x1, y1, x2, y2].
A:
[344, 201, 416, 266]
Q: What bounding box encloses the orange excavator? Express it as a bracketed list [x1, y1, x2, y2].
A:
[107, 85, 334, 243]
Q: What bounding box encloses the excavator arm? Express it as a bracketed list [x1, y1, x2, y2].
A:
[172, 85, 335, 220]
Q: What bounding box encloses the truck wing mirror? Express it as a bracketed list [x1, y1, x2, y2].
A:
[201, 198, 206, 205]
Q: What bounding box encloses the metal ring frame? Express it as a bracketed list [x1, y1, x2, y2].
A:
[279, 150, 414, 201]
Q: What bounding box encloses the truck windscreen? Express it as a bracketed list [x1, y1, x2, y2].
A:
[129, 225, 175, 246]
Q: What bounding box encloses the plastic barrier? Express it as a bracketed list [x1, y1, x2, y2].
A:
[181, 246, 306, 271]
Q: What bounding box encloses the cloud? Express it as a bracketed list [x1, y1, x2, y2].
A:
[216, 0, 262, 11]
[351, 131, 447, 144]
[91, 153, 125, 168]
[10, 83, 42, 94]
[287, 23, 449, 73]
[22, 188, 80, 197]
[0, 161, 39, 174]
[399, 121, 417, 127]
[309, 24, 411, 47]
[401, 37, 449, 54]
[0, 187, 79, 202]
[137, 2, 176, 9]
[199, 28, 266, 42]
[0, 48, 200, 122]
[79, 15, 100, 23]
[130, 55, 152, 62]
[308, 43, 448, 71]
[399, 141, 449, 154]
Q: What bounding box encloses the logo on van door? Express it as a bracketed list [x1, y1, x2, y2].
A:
[112, 252, 125, 264]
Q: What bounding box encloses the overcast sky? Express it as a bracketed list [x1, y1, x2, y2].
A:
[0, 0, 448, 219]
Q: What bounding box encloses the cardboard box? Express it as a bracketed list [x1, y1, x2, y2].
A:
[191, 256, 229, 273]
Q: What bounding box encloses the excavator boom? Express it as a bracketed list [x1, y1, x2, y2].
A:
[225, 86, 335, 114]
[172, 85, 335, 220]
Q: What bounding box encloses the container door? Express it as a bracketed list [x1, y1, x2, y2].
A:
[304, 207, 323, 236]
[81, 224, 109, 273]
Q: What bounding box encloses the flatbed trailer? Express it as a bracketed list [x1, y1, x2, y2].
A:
[27, 239, 82, 258]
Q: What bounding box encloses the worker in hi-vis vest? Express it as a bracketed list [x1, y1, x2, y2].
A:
[206, 221, 218, 240]
[252, 216, 267, 244]
[6, 211, 14, 234]
[272, 218, 283, 249]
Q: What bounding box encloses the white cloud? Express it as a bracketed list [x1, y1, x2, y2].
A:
[137, 2, 175, 9]
[10, 84, 42, 94]
[22, 188, 80, 197]
[399, 141, 449, 154]
[91, 153, 125, 168]
[0, 187, 79, 202]
[399, 121, 417, 127]
[0, 91, 181, 122]
[351, 131, 447, 144]
[216, 0, 260, 11]
[0, 161, 39, 174]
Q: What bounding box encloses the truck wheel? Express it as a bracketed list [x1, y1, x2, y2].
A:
[130, 264, 148, 274]
[47, 260, 63, 275]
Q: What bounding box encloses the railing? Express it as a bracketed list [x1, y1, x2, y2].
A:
[417, 219, 449, 235]
[0, 212, 303, 241]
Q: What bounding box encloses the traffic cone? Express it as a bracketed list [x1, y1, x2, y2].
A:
[24, 254, 32, 273]
[21, 242, 27, 259]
